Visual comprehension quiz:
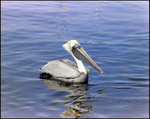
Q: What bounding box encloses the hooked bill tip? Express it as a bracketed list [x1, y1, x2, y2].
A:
[98, 68, 103, 73]
[100, 70, 103, 74]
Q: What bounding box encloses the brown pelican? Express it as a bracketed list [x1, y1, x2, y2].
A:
[40, 40, 103, 83]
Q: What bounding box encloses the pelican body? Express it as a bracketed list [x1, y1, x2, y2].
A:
[40, 40, 103, 83]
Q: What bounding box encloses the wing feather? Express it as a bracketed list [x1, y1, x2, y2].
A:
[40, 59, 80, 78]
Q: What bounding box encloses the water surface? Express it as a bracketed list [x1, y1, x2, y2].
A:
[1, 1, 149, 118]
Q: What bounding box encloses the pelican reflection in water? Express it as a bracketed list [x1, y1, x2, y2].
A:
[42, 79, 103, 118]
[40, 40, 103, 83]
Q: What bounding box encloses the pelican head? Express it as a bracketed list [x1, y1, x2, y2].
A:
[63, 40, 103, 74]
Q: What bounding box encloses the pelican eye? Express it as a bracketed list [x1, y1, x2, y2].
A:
[73, 44, 81, 49]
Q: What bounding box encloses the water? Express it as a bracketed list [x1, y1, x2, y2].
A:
[1, 1, 149, 118]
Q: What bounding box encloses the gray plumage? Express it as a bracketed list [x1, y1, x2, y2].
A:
[40, 59, 90, 83]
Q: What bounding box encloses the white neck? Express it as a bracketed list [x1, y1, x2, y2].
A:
[70, 53, 87, 74]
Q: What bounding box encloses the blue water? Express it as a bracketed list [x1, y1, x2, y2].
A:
[1, 1, 149, 118]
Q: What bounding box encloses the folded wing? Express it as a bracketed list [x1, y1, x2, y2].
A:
[40, 59, 80, 78]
